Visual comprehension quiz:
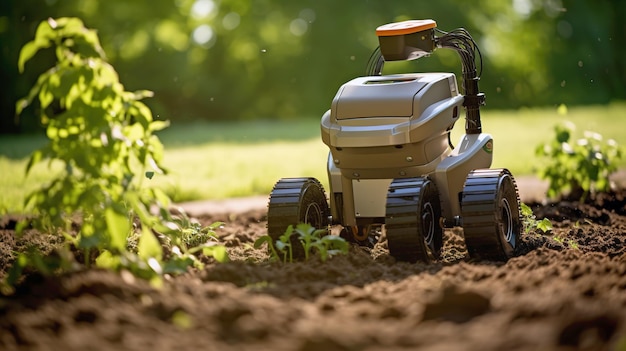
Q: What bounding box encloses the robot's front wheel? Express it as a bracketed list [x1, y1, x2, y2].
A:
[385, 177, 443, 263]
[461, 169, 522, 261]
[267, 178, 330, 240]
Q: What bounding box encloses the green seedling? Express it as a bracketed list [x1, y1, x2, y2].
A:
[255, 223, 349, 263]
[520, 204, 581, 251]
[521, 203, 553, 235]
[258, 224, 298, 263]
[552, 235, 579, 250]
[294, 224, 350, 262]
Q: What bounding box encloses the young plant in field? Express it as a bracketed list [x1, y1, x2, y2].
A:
[156, 209, 229, 273]
[3, 17, 227, 292]
[255, 223, 349, 263]
[520, 203, 552, 235]
[520, 204, 583, 250]
[535, 121, 622, 201]
[255, 225, 297, 263]
[551, 235, 579, 250]
[295, 224, 350, 262]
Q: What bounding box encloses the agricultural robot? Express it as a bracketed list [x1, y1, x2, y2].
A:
[267, 19, 522, 262]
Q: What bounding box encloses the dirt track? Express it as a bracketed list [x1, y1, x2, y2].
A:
[1, 185, 625, 350]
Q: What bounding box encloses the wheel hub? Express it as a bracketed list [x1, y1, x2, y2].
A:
[422, 201, 435, 245]
[304, 202, 323, 228]
[500, 197, 514, 246]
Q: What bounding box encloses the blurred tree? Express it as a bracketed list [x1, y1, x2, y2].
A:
[1, 0, 624, 134]
[546, 0, 626, 105]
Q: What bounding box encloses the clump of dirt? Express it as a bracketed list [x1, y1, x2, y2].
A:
[1, 190, 625, 350]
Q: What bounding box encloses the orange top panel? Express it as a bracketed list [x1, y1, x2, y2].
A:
[376, 19, 437, 37]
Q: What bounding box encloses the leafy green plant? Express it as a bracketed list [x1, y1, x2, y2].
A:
[520, 203, 552, 234]
[3, 17, 226, 292]
[535, 121, 622, 201]
[254, 223, 349, 263]
[155, 210, 229, 273]
[520, 204, 584, 250]
[254, 226, 294, 263]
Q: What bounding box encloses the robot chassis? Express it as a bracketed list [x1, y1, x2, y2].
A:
[267, 19, 522, 263]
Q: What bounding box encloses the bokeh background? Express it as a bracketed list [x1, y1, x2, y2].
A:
[1, 0, 624, 134]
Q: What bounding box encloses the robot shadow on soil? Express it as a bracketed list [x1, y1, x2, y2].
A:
[267, 19, 522, 263]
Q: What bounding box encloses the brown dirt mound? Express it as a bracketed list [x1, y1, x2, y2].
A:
[1, 190, 625, 351]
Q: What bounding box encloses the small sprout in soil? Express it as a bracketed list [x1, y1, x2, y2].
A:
[255, 223, 349, 263]
[552, 235, 579, 250]
[521, 203, 553, 234]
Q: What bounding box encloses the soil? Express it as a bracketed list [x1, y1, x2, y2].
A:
[1, 185, 625, 351]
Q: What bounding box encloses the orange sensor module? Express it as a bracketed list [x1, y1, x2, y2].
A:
[375, 19, 437, 37]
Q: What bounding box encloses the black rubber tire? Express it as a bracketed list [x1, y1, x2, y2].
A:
[385, 177, 443, 263]
[461, 168, 522, 261]
[267, 177, 330, 240]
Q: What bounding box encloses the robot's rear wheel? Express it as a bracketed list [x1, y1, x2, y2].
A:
[385, 177, 443, 263]
[461, 168, 522, 261]
[267, 177, 330, 240]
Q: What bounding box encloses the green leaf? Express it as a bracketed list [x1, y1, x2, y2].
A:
[148, 136, 166, 165]
[138, 226, 162, 261]
[321, 235, 349, 256]
[18, 41, 42, 73]
[16, 67, 55, 117]
[17, 18, 57, 72]
[151, 188, 171, 208]
[537, 218, 553, 233]
[275, 240, 288, 251]
[132, 90, 154, 100]
[95, 250, 121, 270]
[202, 245, 229, 263]
[520, 203, 533, 217]
[310, 242, 328, 261]
[254, 236, 272, 249]
[105, 207, 130, 251]
[149, 120, 170, 132]
[205, 221, 225, 231]
[163, 256, 194, 274]
[127, 193, 153, 225]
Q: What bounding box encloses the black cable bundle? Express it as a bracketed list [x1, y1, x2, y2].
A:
[435, 28, 484, 134]
[434, 28, 483, 79]
[366, 46, 384, 76]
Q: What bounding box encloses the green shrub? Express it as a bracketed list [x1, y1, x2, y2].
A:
[535, 121, 622, 201]
[3, 17, 226, 293]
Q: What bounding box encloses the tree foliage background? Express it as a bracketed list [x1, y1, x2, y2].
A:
[1, 0, 624, 133]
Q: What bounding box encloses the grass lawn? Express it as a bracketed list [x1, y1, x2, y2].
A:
[1, 102, 625, 214]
